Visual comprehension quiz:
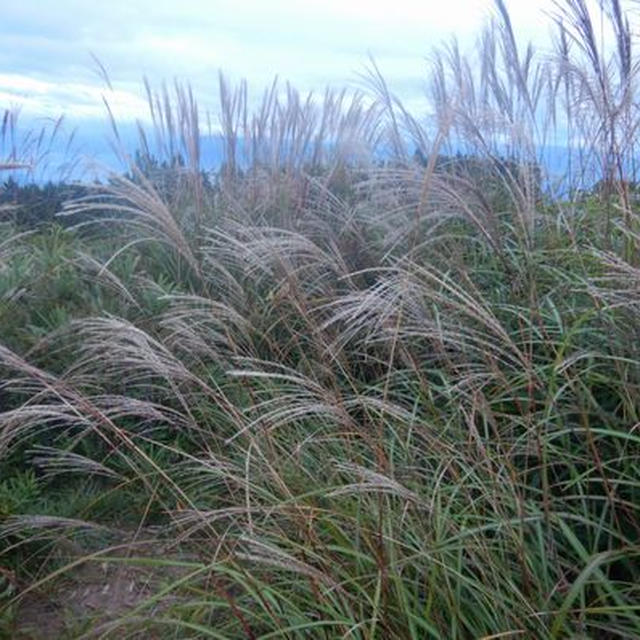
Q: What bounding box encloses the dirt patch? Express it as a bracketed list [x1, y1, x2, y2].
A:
[10, 541, 191, 639]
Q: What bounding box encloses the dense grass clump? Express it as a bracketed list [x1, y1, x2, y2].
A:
[2, 1, 640, 638]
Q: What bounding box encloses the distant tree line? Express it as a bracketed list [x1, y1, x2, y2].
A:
[0, 178, 93, 229]
[0, 150, 571, 231]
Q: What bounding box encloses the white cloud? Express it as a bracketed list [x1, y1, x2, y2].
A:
[0, 74, 147, 120]
[0, 0, 561, 123]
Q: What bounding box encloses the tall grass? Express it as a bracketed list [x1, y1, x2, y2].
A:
[1, 108, 80, 184]
[2, 1, 640, 638]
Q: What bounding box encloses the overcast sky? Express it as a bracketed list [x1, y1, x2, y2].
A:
[1, 0, 559, 126]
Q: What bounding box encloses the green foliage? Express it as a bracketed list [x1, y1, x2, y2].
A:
[0, 470, 40, 519]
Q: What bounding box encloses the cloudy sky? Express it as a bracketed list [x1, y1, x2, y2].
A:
[1, 0, 558, 126]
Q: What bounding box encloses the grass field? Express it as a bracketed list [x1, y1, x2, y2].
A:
[1, 1, 640, 638]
